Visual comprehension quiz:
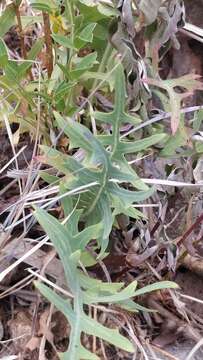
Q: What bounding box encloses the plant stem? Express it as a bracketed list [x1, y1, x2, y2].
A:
[42, 12, 53, 78]
[92, 42, 112, 91]
[15, 2, 27, 60]
[65, 0, 74, 68]
[178, 213, 203, 246]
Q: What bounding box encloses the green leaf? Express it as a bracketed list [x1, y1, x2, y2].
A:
[53, 111, 106, 162]
[35, 282, 82, 360]
[97, 3, 118, 17]
[83, 314, 134, 352]
[80, 251, 98, 267]
[78, 23, 96, 42]
[193, 109, 203, 132]
[71, 52, 98, 75]
[18, 38, 44, 76]
[108, 183, 154, 204]
[60, 344, 100, 359]
[75, 223, 103, 250]
[31, 0, 55, 12]
[119, 299, 154, 312]
[195, 142, 203, 153]
[78, 1, 110, 22]
[149, 75, 203, 134]
[34, 207, 78, 291]
[36, 282, 134, 354]
[84, 280, 138, 304]
[94, 64, 141, 127]
[53, 112, 94, 154]
[54, 81, 76, 103]
[133, 281, 179, 297]
[20, 15, 43, 28]
[115, 133, 166, 155]
[78, 0, 97, 6]
[52, 33, 76, 49]
[79, 273, 123, 293]
[39, 171, 59, 184]
[75, 52, 97, 70]
[0, 38, 9, 67]
[32, 4, 52, 12]
[0, 4, 16, 37]
[77, 346, 100, 360]
[161, 122, 188, 157]
[35, 282, 73, 320]
[1, 62, 35, 106]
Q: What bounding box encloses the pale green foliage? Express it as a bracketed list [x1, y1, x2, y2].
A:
[0, 0, 199, 358]
[35, 63, 177, 359]
[41, 64, 165, 252]
[34, 206, 178, 360]
[149, 75, 203, 134]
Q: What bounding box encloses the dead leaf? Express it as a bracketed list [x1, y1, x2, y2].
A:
[153, 327, 180, 348]
[8, 311, 32, 351]
[118, 0, 135, 38]
[51, 311, 70, 344]
[38, 309, 54, 345]
[19, 99, 28, 117]
[159, 0, 185, 47]
[59, 136, 69, 148]
[126, 245, 158, 266]
[183, 254, 203, 276]
[167, 245, 179, 272]
[193, 158, 203, 183]
[138, 0, 162, 25]
[26, 337, 41, 352]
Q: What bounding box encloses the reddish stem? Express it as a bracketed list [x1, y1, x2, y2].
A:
[178, 213, 203, 246]
[42, 12, 53, 78]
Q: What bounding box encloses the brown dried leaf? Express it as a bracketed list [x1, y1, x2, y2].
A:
[38, 309, 54, 345]
[26, 337, 41, 352]
[126, 245, 158, 266]
[8, 311, 32, 351]
[51, 311, 70, 344]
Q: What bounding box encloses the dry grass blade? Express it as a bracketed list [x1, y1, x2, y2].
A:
[182, 22, 203, 43]
[0, 146, 27, 174]
[120, 105, 203, 138]
[185, 338, 203, 360]
[150, 345, 181, 360]
[4, 181, 99, 231]
[179, 293, 203, 305]
[141, 178, 203, 187]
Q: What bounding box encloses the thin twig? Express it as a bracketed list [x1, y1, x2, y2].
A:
[121, 105, 203, 139]
[179, 293, 203, 305]
[178, 213, 203, 246]
[150, 344, 181, 360]
[0, 273, 34, 299]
